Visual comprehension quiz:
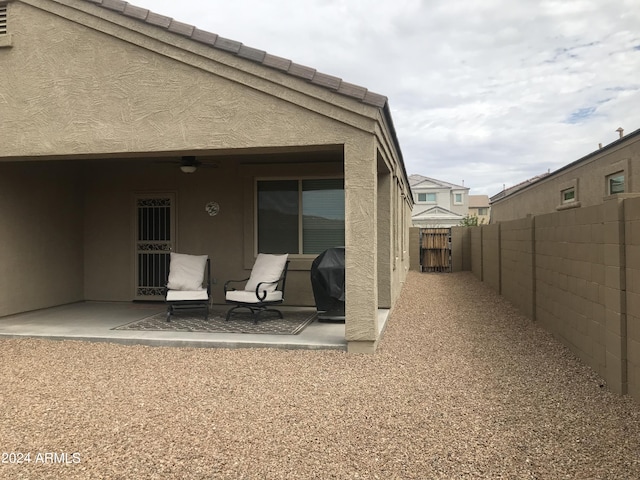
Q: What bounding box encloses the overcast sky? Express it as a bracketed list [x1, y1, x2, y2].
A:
[131, 0, 640, 196]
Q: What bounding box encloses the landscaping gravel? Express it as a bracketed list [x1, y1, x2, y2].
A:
[1, 271, 639, 479]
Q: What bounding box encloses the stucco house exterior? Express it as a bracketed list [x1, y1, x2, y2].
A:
[409, 174, 469, 227]
[0, 0, 413, 353]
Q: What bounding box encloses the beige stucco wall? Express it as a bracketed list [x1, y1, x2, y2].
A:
[409, 227, 421, 271]
[491, 135, 640, 223]
[376, 170, 392, 308]
[2, 1, 369, 159]
[0, 163, 84, 316]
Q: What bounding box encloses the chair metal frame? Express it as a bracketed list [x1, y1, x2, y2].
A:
[224, 260, 289, 324]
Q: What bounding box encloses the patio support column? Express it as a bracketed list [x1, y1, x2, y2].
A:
[344, 136, 379, 353]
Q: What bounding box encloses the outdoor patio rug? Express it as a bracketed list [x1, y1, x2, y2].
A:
[112, 307, 316, 335]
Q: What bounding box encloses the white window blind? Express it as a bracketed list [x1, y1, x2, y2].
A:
[0, 6, 7, 35]
[302, 179, 345, 254]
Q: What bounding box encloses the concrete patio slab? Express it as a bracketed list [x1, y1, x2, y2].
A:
[0, 301, 348, 351]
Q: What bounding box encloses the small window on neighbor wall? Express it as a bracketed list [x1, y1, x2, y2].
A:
[607, 172, 625, 195]
[454, 193, 463, 205]
[562, 187, 576, 204]
[477, 207, 488, 216]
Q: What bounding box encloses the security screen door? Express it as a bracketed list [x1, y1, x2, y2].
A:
[134, 194, 175, 300]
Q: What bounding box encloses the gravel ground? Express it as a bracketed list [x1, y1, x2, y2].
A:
[1, 271, 640, 479]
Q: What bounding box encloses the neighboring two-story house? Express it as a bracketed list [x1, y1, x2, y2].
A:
[409, 174, 469, 227]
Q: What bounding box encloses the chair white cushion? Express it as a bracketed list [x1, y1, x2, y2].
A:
[226, 290, 283, 304]
[167, 253, 208, 291]
[244, 253, 288, 293]
[166, 289, 209, 301]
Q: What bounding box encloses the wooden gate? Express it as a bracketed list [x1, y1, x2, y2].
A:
[420, 228, 451, 272]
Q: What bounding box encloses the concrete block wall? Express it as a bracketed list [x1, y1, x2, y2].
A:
[463, 197, 640, 398]
[470, 227, 483, 280]
[500, 217, 535, 319]
[481, 224, 501, 293]
[535, 204, 609, 384]
[601, 199, 627, 394]
[451, 226, 471, 272]
[625, 197, 640, 398]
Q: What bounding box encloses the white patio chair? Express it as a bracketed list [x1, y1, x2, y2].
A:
[165, 252, 210, 322]
[224, 253, 289, 324]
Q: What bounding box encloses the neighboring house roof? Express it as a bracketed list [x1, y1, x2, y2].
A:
[490, 173, 551, 203]
[490, 126, 640, 204]
[84, 0, 387, 109]
[409, 174, 467, 191]
[468, 195, 490, 208]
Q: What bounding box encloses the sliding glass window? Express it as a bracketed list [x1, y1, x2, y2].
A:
[257, 179, 344, 255]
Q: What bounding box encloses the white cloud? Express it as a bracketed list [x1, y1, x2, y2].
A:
[130, 0, 640, 195]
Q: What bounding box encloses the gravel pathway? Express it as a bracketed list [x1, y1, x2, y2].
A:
[1, 271, 639, 479]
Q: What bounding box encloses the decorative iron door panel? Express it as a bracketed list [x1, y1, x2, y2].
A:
[135, 194, 175, 300]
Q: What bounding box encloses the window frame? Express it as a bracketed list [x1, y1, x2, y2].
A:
[417, 192, 436, 203]
[254, 176, 345, 258]
[607, 171, 625, 195]
[561, 187, 576, 204]
[556, 177, 580, 211]
[453, 192, 463, 205]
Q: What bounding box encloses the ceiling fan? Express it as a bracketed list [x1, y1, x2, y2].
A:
[156, 156, 219, 173]
[178, 155, 200, 174]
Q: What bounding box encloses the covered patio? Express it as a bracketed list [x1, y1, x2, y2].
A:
[1, 0, 413, 352]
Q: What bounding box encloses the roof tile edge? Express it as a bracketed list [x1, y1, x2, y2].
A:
[83, 0, 387, 108]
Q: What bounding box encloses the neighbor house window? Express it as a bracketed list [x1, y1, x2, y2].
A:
[607, 172, 625, 195]
[257, 179, 344, 255]
[418, 192, 436, 203]
[562, 187, 576, 204]
[454, 193, 463, 205]
[477, 207, 488, 216]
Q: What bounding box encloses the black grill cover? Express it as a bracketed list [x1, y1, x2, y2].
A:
[310, 247, 345, 319]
